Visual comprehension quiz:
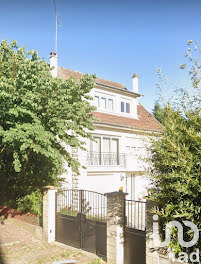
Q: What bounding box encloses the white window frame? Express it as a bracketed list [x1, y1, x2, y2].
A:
[94, 95, 100, 107]
[100, 97, 106, 109]
[94, 93, 114, 112]
[108, 98, 113, 111]
[121, 101, 131, 114]
[119, 97, 132, 116]
[126, 102, 130, 113]
[90, 135, 119, 155]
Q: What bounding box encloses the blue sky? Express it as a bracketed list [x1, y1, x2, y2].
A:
[1, 0, 201, 112]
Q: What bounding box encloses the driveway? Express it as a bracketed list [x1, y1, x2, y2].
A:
[0, 219, 105, 264]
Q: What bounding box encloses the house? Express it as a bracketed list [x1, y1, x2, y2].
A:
[50, 52, 162, 200]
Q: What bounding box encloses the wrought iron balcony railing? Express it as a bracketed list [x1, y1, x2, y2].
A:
[87, 152, 126, 167]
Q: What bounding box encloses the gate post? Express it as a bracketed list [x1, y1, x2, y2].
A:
[42, 186, 58, 242]
[106, 191, 127, 264]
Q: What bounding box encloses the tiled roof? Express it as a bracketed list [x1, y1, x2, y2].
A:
[93, 104, 163, 132]
[58, 67, 126, 90]
[57, 66, 163, 132]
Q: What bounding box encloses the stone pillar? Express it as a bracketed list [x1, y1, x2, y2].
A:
[71, 147, 79, 211]
[71, 147, 79, 190]
[106, 191, 127, 264]
[43, 186, 58, 242]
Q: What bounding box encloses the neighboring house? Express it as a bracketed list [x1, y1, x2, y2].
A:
[50, 52, 162, 200]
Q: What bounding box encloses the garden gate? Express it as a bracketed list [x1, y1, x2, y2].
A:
[124, 199, 146, 264]
[55, 189, 107, 259]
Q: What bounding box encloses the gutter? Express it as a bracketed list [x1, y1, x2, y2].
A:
[94, 121, 163, 135]
[95, 82, 142, 98]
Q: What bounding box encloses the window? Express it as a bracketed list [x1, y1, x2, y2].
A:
[93, 137, 101, 153]
[131, 147, 136, 154]
[121, 102, 124, 112]
[102, 138, 110, 152]
[94, 96, 99, 107]
[108, 99, 113, 111]
[111, 138, 119, 154]
[94, 94, 114, 111]
[126, 103, 130, 113]
[121, 101, 130, 114]
[89, 136, 120, 166]
[126, 146, 130, 153]
[91, 136, 119, 154]
[90, 136, 101, 165]
[126, 174, 135, 200]
[100, 97, 106, 109]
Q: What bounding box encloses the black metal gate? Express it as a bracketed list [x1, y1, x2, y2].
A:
[124, 200, 146, 264]
[55, 189, 107, 259]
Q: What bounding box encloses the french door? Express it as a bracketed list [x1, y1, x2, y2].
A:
[126, 174, 135, 200]
[90, 136, 119, 166]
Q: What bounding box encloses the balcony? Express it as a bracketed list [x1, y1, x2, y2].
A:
[87, 152, 126, 167]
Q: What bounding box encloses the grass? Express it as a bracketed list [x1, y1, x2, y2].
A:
[89, 258, 106, 264]
[59, 208, 78, 216]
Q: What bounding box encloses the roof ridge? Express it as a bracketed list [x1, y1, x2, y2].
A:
[58, 66, 83, 75]
[57, 66, 126, 89]
[95, 76, 125, 88]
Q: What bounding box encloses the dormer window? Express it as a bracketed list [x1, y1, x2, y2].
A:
[121, 101, 130, 114]
[95, 96, 100, 107]
[100, 97, 106, 109]
[126, 103, 130, 113]
[121, 102, 124, 112]
[94, 94, 114, 111]
[108, 99, 113, 111]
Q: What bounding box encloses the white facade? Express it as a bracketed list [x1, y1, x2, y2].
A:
[90, 86, 138, 119]
[61, 85, 153, 201]
[78, 128, 150, 201]
[50, 53, 161, 201]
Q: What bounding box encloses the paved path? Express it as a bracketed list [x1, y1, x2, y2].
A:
[0, 219, 35, 246]
[0, 219, 104, 264]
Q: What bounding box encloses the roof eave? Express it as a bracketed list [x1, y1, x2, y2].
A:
[95, 82, 142, 98]
[94, 121, 163, 134]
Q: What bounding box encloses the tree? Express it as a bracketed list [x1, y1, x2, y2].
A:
[148, 41, 201, 257]
[152, 102, 168, 125]
[0, 40, 96, 206]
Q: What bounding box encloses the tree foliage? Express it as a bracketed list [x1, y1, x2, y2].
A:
[0, 40, 96, 205]
[152, 102, 167, 124]
[148, 41, 201, 257]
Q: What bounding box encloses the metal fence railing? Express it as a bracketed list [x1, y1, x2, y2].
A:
[125, 200, 146, 231]
[56, 189, 107, 222]
[87, 152, 126, 167]
[56, 189, 146, 229]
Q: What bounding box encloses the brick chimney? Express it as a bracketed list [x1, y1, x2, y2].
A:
[50, 52, 57, 77]
[132, 73, 138, 93]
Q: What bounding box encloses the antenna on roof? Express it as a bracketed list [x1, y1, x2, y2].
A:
[52, 0, 59, 54]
